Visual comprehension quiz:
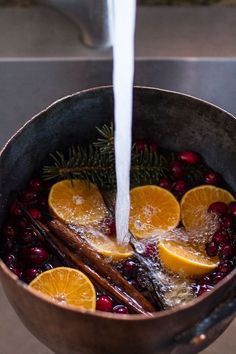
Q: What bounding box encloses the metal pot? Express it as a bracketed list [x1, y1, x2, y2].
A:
[0, 86, 235, 354]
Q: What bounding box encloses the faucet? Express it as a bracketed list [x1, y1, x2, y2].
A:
[38, 0, 113, 48]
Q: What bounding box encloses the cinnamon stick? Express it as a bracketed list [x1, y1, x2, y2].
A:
[48, 219, 156, 313]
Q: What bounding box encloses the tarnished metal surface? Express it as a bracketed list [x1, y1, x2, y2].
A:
[0, 86, 235, 354]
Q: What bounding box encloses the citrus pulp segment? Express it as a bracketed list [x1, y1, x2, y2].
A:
[29, 267, 96, 310]
[48, 179, 107, 226]
[129, 185, 180, 238]
[181, 185, 235, 231]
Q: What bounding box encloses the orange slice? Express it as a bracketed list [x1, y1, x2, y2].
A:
[48, 179, 107, 226]
[159, 240, 218, 277]
[129, 185, 180, 238]
[29, 267, 96, 311]
[181, 185, 235, 231]
[84, 227, 133, 260]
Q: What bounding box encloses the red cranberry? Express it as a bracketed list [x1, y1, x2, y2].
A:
[170, 160, 185, 178]
[173, 180, 187, 194]
[212, 230, 229, 244]
[113, 305, 129, 314]
[29, 178, 42, 192]
[208, 202, 228, 216]
[159, 178, 172, 190]
[204, 172, 220, 185]
[2, 225, 17, 239]
[2, 253, 17, 267]
[10, 202, 22, 217]
[228, 201, 236, 218]
[3, 237, 16, 252]
[24, 268, 42, 283]
[212, 272, 225, 285]
[220, 215, 234, 229]
[108, 221, 116, 236]
[9, 266, 23, 278]
[15, 218, 29, 230]
[21, 247, 48, 266]
[96, 295, 113, 312]
[150, 143, 158, 153]
[17, 229, 34, 245]
[144, 243, 157, 258]
[217, 260, 233, 274]
[122, 260, 138, 279]
[135, 140, 146, 152]
[20, 189, 38, 204]
[28, 208, 42, 220]
[196, 285, 212, 297]
[178, 151, 200, 165]
[205, 241, 218, 257]
[220, 244, 234, 259]
[197, 276, 212, 287]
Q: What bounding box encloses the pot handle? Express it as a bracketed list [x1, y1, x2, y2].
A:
[175, 289, 236, 346]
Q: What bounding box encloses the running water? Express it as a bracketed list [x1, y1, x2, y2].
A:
[113, 0, 136, 244]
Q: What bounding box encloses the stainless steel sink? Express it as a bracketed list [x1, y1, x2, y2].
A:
[1, 59, 236, 148]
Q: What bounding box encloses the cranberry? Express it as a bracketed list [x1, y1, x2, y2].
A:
[144, 243, 157, 258]
[17, 229, 35, 245]
[196, 285, 212, 297]
[2, 253, 17, 267]
[21, 247, 48, 266]
[205, 241, 218, 257]
[197, 276, 212, 287]
[150, 143, 158, 153]
[170, 160, 185, 179]
[122, 260, 138, 279]
[208, 202, 228, 216]
[42, 263, 54, 271]
[15, 218, 29, 230]
[220, 244, 234, 259]
[113, 305, 129, 314]
[204, 172, 220, 185]
[2, 237, 16, 252]
[217, 260, 233, 274]
[9, 266, 23, 278]
[28, 208, 42, 220]
[108, 221, 116, 236]
[228, 201, 236, 218]
[24, 268, 42, 283]
[20, 189, 38, 204]
[212, 272, 225, 285]
[135, 140, 146, 152]
[29, 178, 42, 192]
[178, 151, 200, 165]
[96, 295, 113, 312]
[159, 178, 172, 190]
[220, 215, 234, 229]
[9, 202, 22, 217]
[2, 225, 17, 239]
[212, 230, 229, 244]
[172, 180, 187, 194]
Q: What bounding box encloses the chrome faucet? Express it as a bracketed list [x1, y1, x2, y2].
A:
[38, 0, 113, 48]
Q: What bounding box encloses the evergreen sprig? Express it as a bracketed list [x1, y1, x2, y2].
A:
[43, 124, 169, 189]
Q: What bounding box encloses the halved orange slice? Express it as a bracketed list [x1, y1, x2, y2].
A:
[29, 267, 96, 310]
[181, 185, 235, 231]
[48, 179, 107, 226]
[159, 240, 218, 277]
[129, 185, 180, 238]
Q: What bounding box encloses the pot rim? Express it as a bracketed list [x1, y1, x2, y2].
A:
[0, 85, 236, 322]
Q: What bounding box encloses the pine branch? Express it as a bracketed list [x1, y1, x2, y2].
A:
[42, 124, 169, 189]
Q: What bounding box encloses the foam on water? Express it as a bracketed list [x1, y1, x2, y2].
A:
[112, 0, 136, 244]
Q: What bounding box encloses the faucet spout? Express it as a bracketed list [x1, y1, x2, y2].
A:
[38, 0, 113, 48]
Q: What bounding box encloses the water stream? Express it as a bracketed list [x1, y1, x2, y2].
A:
[113, 0, 136, 244]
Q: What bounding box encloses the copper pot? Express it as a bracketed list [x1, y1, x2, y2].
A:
[0, 86, 235, 354]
